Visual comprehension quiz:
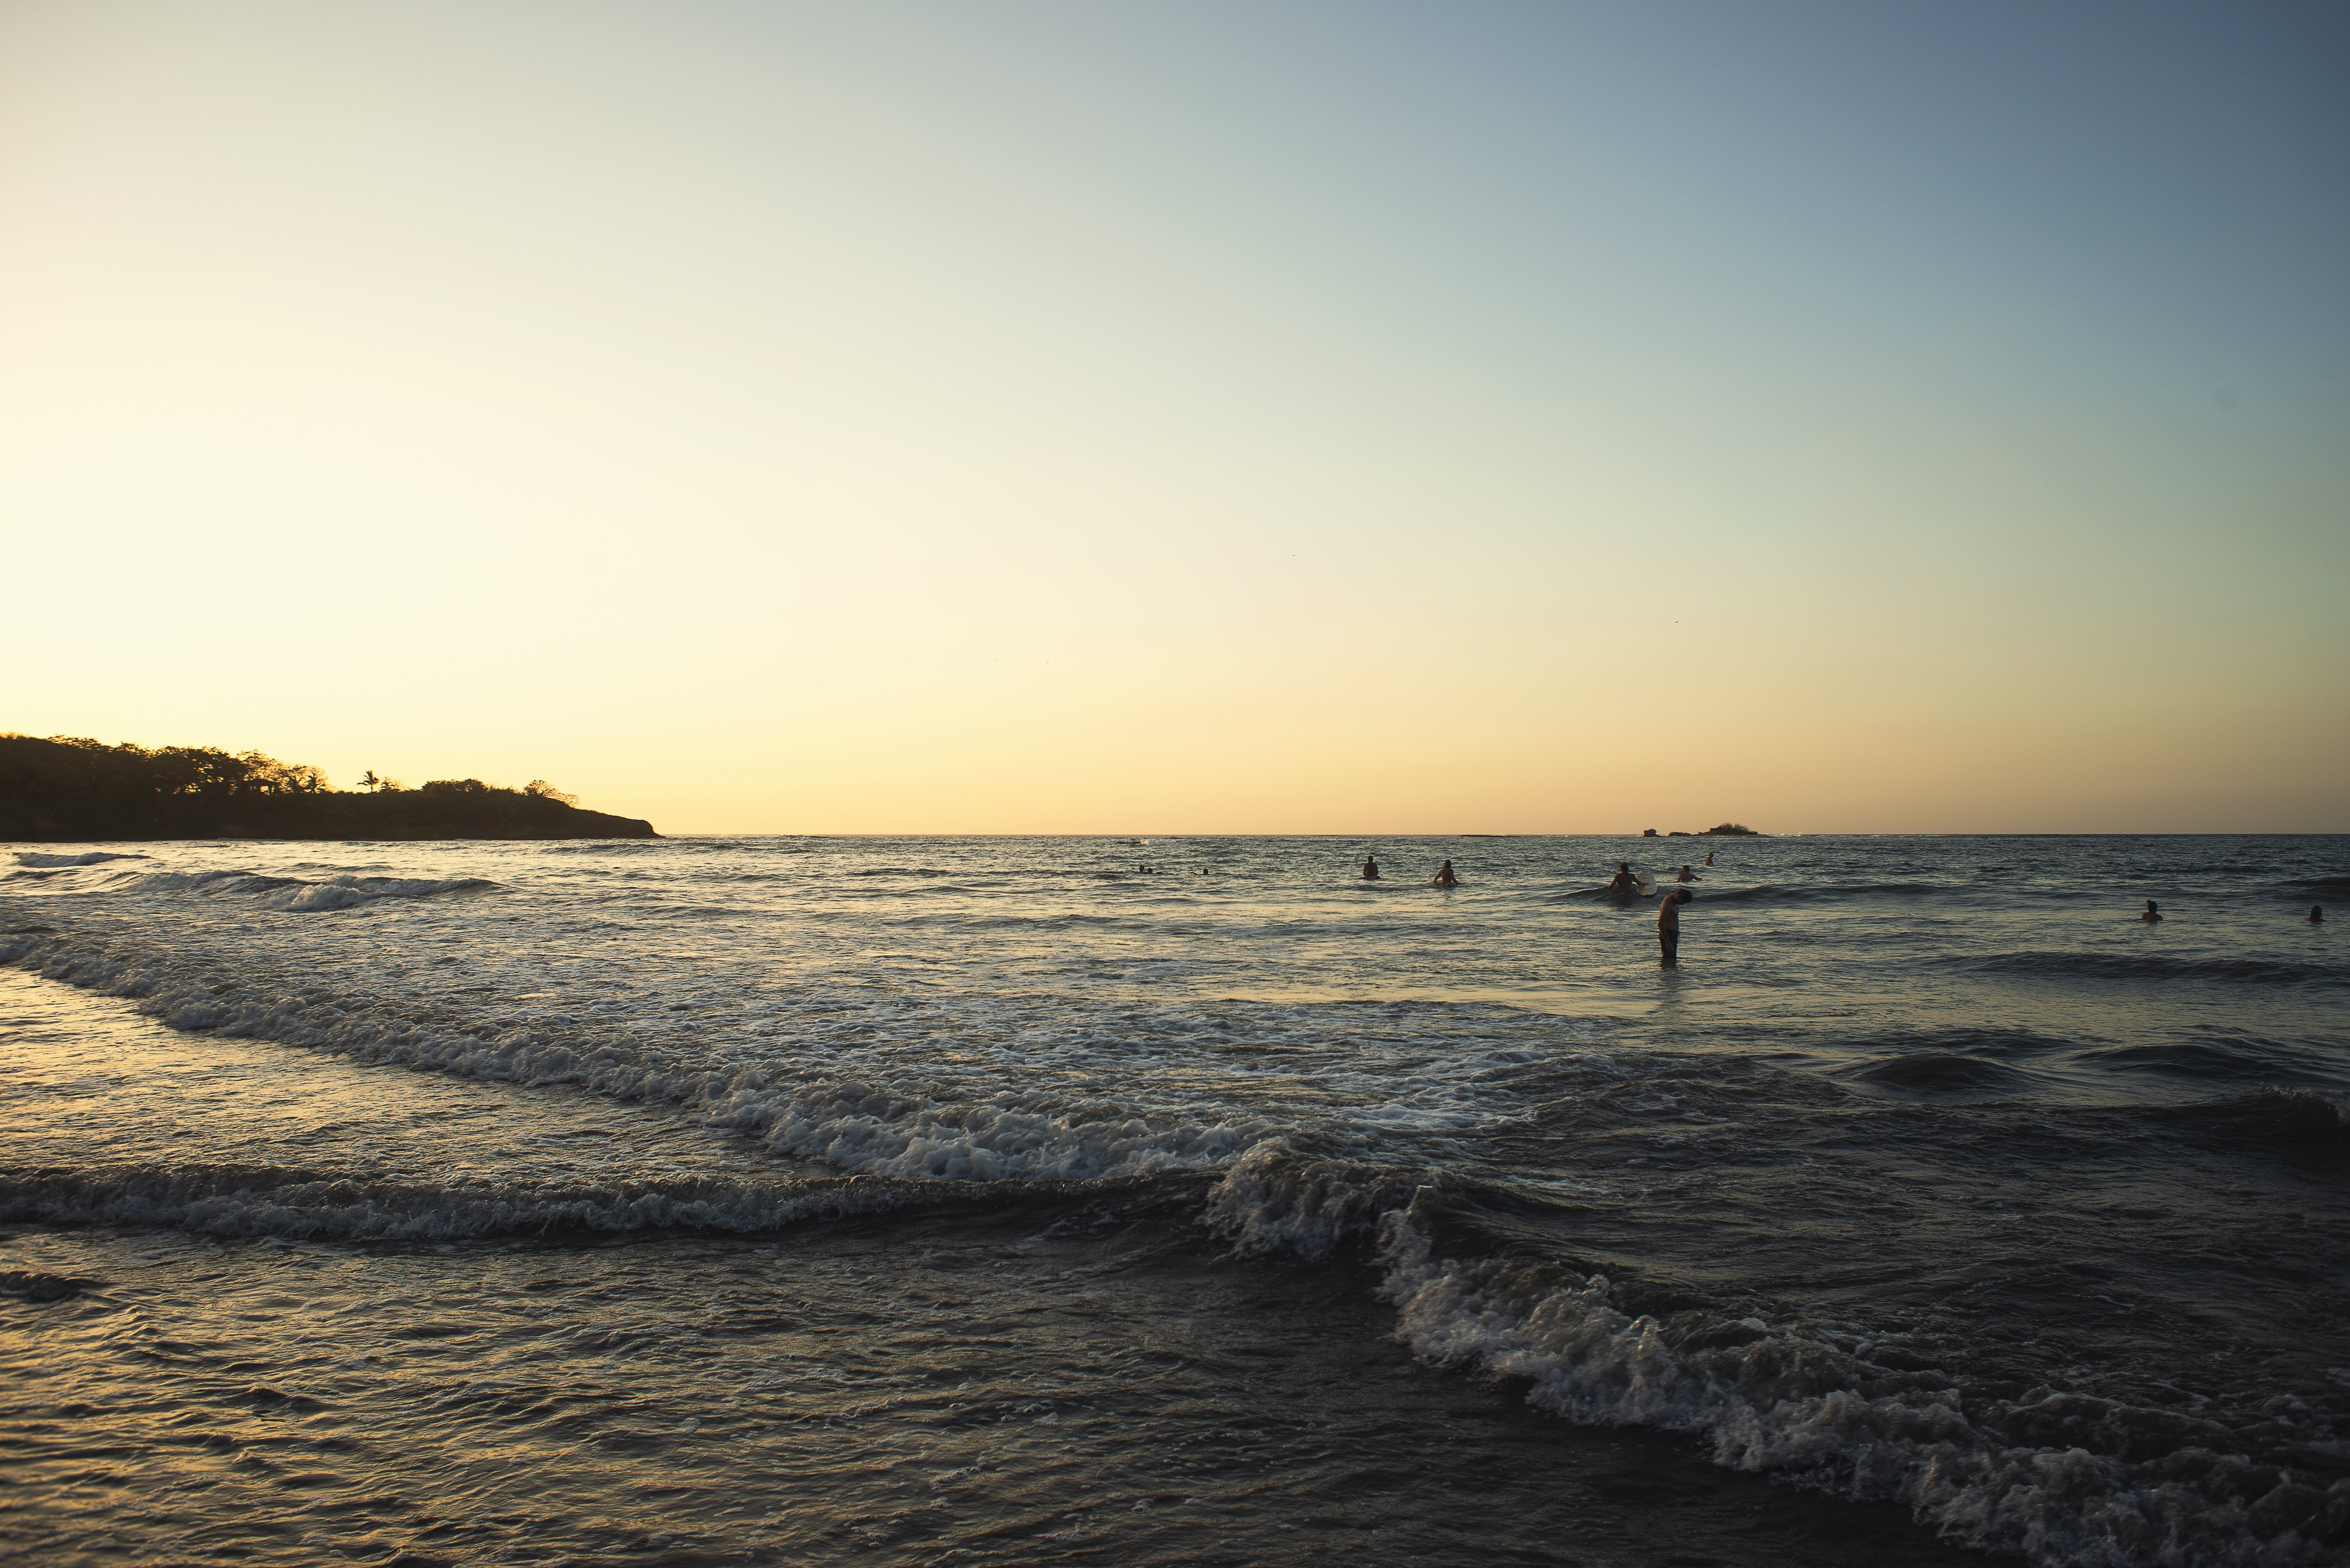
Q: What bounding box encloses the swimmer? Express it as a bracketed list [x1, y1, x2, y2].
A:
[2142, 900, 2161, 922]
[1430, 859, 1457, 887]
[1658, 889, 1692, 966]
[1361, 856, 1380, 880]
[1676, 865, 1698, 883]
[1704, 851, 1714, 866]
[1605, 862, 1640, 897]
[2310, 905, 2324, 923]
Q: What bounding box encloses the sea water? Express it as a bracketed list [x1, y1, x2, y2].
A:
[3, 834, 2344, 1567]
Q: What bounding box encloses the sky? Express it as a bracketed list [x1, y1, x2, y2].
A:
[3, 0, 2345, 834]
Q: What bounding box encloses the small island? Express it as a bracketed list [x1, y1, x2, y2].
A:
[1661, 822, 1763, 838]
[1, 734, 658, 842]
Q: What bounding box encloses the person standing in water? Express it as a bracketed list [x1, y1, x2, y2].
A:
[2142, 900, 2162, 922]
[1606, 862, 1640, 897]
[1658, 889, 1693, 966]
[1430, 859, 1457, 887]
[2310, 905, 2324, 923]
[1676, 865, 1698, 883]
[1361, 855, 1380, 880]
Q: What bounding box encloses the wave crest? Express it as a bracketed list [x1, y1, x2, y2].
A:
[0, 930, 1274, 1189]
[1373, 1207, 2344, 1566]
[1200, 1139, 1421, 1258]
[107, 869, 503, 912]
[1844, 1053, 2037, 1099]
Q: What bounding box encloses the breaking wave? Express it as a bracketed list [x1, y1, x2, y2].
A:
[0, 929, 1269, 1184]
[1201, 1145, 2350, 1568]
[108, 868, 503, 913]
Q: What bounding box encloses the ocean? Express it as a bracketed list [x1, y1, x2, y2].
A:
[3, 833, 2344, 1567]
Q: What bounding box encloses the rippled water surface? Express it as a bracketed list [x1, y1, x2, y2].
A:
[4, 833, 2345, 1566]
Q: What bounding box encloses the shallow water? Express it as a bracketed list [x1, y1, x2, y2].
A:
[4, 834, 2345, 1565]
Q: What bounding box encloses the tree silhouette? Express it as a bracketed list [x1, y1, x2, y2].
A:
[1, 734, 648, 841]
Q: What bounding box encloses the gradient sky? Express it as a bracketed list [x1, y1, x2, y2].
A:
[4, 1, 2344, 834]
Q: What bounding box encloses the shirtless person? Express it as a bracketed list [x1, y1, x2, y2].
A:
[1361, 855, 1380, 880]
[1430, 859, 1457, 887]
[2142, 900, 2161, 922]
[1605, 862, 1641, 898]
[1658, 889, 1693, 966]
[1676, 865, 1698, 883]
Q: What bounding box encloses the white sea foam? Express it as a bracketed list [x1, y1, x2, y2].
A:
[0, 928, 1279, 1187]
[4, 866, 501, 910]
[89, 869, 502, 911]
[12, 851, 148, 868]
[1366, 1201, 2342, 1567]
[1199, 1139, 1408, 1257]
[1190, 1145, 2349, 1568]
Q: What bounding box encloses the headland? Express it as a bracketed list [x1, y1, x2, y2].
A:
[0, 734, 658, 842]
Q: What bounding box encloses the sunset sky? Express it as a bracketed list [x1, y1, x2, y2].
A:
[4, 1, 2344, 834]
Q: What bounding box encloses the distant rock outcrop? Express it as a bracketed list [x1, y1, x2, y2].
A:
[0, 735, 658, 842]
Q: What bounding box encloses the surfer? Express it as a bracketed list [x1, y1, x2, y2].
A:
[1658, 889, 1692, 966]
[1430, 859, 1457, 887]
[1676, 865, 1698, 883]
[1605, 863, 1640, 898]
[1361, 855, 1380, 880]
[2142, 900, 2162, 922]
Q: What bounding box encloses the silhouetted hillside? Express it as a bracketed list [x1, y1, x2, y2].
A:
[0, 735, 657, 842]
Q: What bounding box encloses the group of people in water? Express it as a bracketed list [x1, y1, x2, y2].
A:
[1352, 851, 1719, 966]
[1361, 852, 1723, 893]
[1357, 854, 1460, 886]
[1599, 856, 1712, 897]
[1347, 855, 2327, 969]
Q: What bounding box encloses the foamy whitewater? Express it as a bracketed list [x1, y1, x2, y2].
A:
[4, 835, 2345, 1566]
